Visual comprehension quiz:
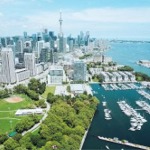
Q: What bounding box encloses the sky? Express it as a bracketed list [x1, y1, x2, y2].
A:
[0, 0, 150, 40]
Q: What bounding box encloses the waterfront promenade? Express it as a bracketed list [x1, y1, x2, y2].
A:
[98, 136, 150, 150]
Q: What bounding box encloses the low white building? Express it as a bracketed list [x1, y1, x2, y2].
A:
[70, 84, 93, 95]
[15, 108, 43, 116]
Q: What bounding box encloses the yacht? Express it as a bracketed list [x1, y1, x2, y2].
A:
[102, 101, 107, 106]
[129, 127, 136, 131]
[105, 145, 110, 150]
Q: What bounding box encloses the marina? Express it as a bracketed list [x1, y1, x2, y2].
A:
[82, 84, 150, 149]
[102, 83, 143, 91]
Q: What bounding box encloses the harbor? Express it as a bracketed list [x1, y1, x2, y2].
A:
[82, 84, 150, 149]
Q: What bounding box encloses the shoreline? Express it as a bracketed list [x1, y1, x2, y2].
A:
[79, 114, 95, 150]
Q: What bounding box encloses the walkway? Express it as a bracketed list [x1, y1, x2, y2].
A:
[22, 99, 51, 136]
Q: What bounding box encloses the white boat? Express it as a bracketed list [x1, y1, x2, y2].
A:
[102, 101, 107, 106]
[137, 125, 141, 130]
[105, 145, 110, 149]
[129, 127, 136, 131]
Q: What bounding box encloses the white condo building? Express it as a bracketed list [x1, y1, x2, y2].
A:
[24, 53, 36, 76]
[0, 48, 16, 84]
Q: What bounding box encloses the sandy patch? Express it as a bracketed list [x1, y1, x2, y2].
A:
[5, 96, 23, 103]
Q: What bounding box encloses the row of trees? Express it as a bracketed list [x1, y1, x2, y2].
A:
[14, 78, 46, 101]
[135, 72, 150, 81]
[15, 115, 40, 133]
[0, 89, 10, 99]
[92, 75, 103, 82]
[118, 65, 134, 71]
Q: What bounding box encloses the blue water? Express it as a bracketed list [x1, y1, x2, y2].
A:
[82, 84, 150, 150]
[105, 42, 150, 76]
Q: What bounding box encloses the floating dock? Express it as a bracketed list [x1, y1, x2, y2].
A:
[98, 136, 150, 150]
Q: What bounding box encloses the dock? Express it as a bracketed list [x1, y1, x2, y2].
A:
[98, 136, 150, 150]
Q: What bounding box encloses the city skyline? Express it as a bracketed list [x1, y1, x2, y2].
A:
[0, 0, 150, 40]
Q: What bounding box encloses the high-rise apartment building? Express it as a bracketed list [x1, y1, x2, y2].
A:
[40, 48, 49, 63]
[1, 48, 16, 83]
[37, 40, 45, 58]
[73, 61, 87, 81]
[24, 53, 36, 76]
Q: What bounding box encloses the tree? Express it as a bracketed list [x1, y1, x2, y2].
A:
[26, 90, 39, 101]
[13, 84, 28, 94]
[4, 138, 20, 150]
[35, 99, 46, 108]
[0, 89, 10, 99]
[118, 65, 134, 71]
[19, 133, 34, 149]
[13, 134, 22, 142]
[30, 134, 41, 146]
[47, 93, 57, 104]
[39, 82, 46, 94]
[28, 78, 41, 93]
[0, 134, 8, 144]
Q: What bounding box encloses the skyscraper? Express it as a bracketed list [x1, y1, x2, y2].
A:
[73, 61, 87, 81]
[24, 53, 36, 76]
[37, 40, 45, 58]
[58, 11, 66, 53]
[1, 48, 16, 83]
[40, 48, 49, 63]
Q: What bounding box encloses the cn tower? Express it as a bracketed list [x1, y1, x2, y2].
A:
[59, 10, 63, 37]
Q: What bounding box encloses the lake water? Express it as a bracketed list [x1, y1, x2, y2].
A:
[105, 42, 150, 76]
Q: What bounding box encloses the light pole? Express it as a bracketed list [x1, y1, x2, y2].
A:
[10, 120, 12, 131]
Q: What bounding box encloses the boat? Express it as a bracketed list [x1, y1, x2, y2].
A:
[137, 125, 141, 130]
[105, 145, 110, 149]
[102, 101, 107, 106]
[129, 127, 136, 131]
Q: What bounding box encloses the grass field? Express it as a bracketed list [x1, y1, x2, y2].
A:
[0, 94, 36, 134]
[0, 94, 34, 111]
[0, 119, 20, 134]
[42, 86, 56, 99]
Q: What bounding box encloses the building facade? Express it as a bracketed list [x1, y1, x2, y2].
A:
[73, 61, 87, 81]
[1, 48, 16, 84]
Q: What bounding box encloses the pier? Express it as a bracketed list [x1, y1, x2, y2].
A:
[98, 136, 150, 150]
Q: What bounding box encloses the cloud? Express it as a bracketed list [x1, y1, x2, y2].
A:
[69, 7, 150, 23]
[0, 7, 150, 39]
[0, 0, 14, 4]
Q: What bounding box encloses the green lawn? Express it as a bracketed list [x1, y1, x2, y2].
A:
[0, 94, 34, 111]
[0, 119, 20, 134]
[0, 94, 36, 134]
[42, 86, 56, 99]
